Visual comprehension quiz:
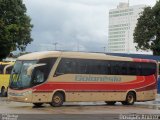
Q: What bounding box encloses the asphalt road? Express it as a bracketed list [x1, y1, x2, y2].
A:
[0, 97, 160, 120]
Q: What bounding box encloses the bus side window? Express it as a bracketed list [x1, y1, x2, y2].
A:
[77, 59, 87, 74]
[141, 63, 148, 76]
[120, 62, 128, 75]
[63, 61, 72, 73]
[128, 62, 137, 75]
[97, 61, 109, 75]
[85, 60, 98, 74]
[137, 63, 142, 75]
[64, 60, 77, 74]
[98, 61, 107, 74]
[106, 62, 111, 74]
[55, 58, 77, 75]
[78, 60, 111, 75]
[115, 62, 120, 75]
[141, 63, 156, 76]
[110, 61, 120, 75]
[150, 63, 156, 75]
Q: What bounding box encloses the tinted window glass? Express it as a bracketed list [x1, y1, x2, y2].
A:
[55, 58, 157, 76]
[55, 58, 77, 75]
[120, 62, 128, 75]
[141, 63, 156, 76]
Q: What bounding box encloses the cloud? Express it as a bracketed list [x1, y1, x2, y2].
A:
[23, 0, 156, 52]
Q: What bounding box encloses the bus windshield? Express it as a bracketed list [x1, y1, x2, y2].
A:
[9, 58, 57, 90]
[10, 60, 37, 89]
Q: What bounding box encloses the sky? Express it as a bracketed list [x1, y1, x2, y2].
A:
[23, 0, 156, 53]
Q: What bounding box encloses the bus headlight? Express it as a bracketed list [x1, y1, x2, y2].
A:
[25, 98, 28, 101]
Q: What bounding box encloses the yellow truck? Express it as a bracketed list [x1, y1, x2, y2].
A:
[0, 62, 14, 97]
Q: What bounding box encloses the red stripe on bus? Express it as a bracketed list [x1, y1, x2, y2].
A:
[33, 75, 156, 92]
[133, 58, 156, 63]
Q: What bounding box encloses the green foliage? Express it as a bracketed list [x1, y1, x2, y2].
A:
[134, 1, 160, 55]
[0, 0, 33, 60]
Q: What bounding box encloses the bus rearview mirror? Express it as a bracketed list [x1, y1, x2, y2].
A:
[27, 63, 46, 76]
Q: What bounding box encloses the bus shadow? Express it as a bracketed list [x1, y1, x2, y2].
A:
[32, 106, 46, 109]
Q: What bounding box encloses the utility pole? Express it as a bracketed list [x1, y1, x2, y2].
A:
[77, 39, 79, 52]
[53, 42, 58, 50]
[103, 46, 106, 53]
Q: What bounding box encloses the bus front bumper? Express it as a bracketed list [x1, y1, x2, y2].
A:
[8, 90, 32, 103]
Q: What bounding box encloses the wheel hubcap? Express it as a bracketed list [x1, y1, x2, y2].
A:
[54, 96, 61, 103]
[128, 95, 133, 103]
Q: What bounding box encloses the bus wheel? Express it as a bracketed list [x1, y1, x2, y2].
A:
[122, 92, 136, 105]
[50, 92, 64, 107]
[33, 103, 43, 107]
[105, 101, 116, 105]
[1, 87, 7, 97]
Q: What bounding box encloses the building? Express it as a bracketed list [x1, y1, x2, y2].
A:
[108, 3, 147, 53]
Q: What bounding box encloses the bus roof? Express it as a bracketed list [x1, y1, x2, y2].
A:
[17, 51, 155, 62]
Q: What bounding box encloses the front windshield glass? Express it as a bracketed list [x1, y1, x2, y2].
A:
[10, 60, 37, 89]
[9, 57, 57, 90]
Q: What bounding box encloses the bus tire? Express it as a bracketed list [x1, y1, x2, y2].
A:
[121, 92, 136, 105]
[1, 87, 7, 97]
[50, 92, 64, 107]
[33, 103, 43, 107]
[105, 101, 116, 105]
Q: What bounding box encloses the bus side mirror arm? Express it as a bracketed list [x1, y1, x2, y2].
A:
[27, 63, 46, 76]
[27, 66, 34, 76]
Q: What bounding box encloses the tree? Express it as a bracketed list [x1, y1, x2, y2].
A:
[134, 1, 160, 55]
[0, 0, 33, 60]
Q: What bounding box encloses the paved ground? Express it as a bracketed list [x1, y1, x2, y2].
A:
[0, 96, 160, 120]
[0, 98, 160, 114]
